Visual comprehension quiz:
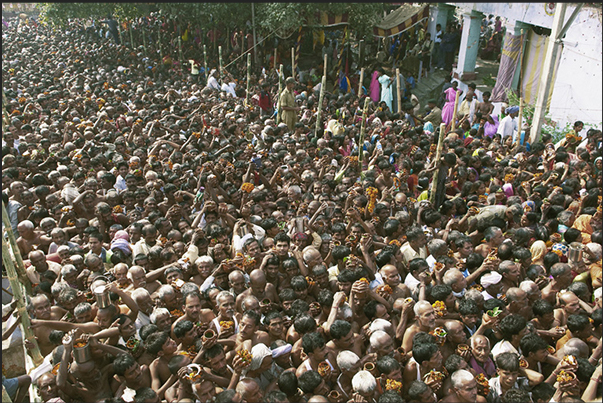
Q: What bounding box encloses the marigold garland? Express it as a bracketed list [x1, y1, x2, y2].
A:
[366, 187, 378, 214]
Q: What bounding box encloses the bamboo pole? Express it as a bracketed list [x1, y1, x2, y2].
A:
[450, 90, 460, 132]
[2, 237, 43, 366]
[218, 45, 223, 80]
[274, 48, 277, 70]
[358, 68, 364, 96]
[2, 385, 12, 403]
[276, 64, 284, 124]
[358, 97, 371, 171]
[291, 47, 296, 80]
[515, 98, 524, 146]
[142, 23, 147, 56]
[178, 36, 183, 62]
[2, 201, 31, 295]
[314, 53, 329, 136]
[129, 21, 134, 49]
[158, 25, 162, 59]
[246, 53, 252, 106]
[429, 123, 447, 205]
[396, 68, 402, 115]
[203, 45, 208, 85]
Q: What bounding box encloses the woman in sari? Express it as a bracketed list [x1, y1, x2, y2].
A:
[370, 69, 381, 103]
[530, 240, 547, 267]
[573, 210, 602, 244]
[441, 83, 459, 125]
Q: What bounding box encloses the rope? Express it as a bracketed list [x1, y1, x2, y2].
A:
[222, 25, 280, 71]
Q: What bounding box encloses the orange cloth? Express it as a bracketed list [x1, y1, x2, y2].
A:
[572, 214, 593, 244]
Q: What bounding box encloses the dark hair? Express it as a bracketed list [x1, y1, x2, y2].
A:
[531, 382, 555, 403]
[378, 390, 406, 403]
[444, 354, 465, 375]
[330, 320, 352, 340]
[429, 284, 452, 303]
[502, 388, 531, 403]
[499, 315, 527, 341]
[278, 370, 299, 396]
[144, 331, 170, 356]
[242, 309, 261, 326]
[458, 298, 480, 316]
[173, 320, 194, 339]
[113, 353, 137, 376]
[301, 332, 325, 356]
[298, 370, 322, 394]
[520, 334, 549, 356]
[376, 355, 401, 375]
[135, 387, 158, 402]
[496, 352, 519, 372]
[412, 342, 438, 365]
[532, 299, 554, 317]
[575, 358, 596, 383]
[567, 314, 590, 333]
[265, 390, 288, 403]
[408, 380, 429, 401]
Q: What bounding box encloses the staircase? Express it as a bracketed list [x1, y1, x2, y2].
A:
[412, 68, 450, 109]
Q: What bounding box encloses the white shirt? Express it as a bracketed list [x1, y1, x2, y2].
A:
[404, 273, 421, 294]
[434, 29, 443, 43]
[206, 75, 220, 90]
[497, 115, 517, 139]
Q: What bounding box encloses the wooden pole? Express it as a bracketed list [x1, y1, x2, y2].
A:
[358, 67, 364, 97]
[218, 45, 223, 80]
[358, 97, 371, 171]
[2, 201, 31, 296]
[203, 44, 208, 84]
[396, 68, 402, 114]
[142, 23, 147, 56]
[129, 21, 135, 50]
[515, 98, 524, 146]
[314, 54, 328, 135]
[178, 36, 183, 62]
[429, 123, 447, 205]
[246, 53, 252, 106]
[291, 47, 296, 80]
[315, 74, 327, 135]
[276, 64, 284, 124]
[274, 48, 278, 70]
[2, 237, 43, 366]
[450, 90, 460, 132]
[158, 25, 162, 59]
[2, 384, 12, 403]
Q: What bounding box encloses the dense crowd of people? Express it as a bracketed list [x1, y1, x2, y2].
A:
[2, 12, 602, 403]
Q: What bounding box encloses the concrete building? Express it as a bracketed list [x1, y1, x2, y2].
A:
[427, 3, 602, 132]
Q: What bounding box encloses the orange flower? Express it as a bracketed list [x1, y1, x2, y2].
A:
[389, 239, 402, 247]
[385, 378, 403, 392]
[236, 349, 253, 363]
[377, 284, 393, 295]
[170, 309, 184, 318]
[113, 205, 123, 214]
[359, 278, 369, 285]
[241, 182, 255, 193]
[432, 301, 447, 317]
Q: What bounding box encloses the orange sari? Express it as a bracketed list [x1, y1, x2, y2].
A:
[572, 214, 593, 244]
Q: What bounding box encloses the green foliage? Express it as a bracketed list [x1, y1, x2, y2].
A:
[39, 3, 384, 39]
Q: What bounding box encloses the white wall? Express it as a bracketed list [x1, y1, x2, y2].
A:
[450, 3, 602, 130]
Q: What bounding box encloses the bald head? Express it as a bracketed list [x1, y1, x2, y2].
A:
[506, 287, 527, 302]
[18, 219, 34, 234]
[249, 269, 266, 284]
